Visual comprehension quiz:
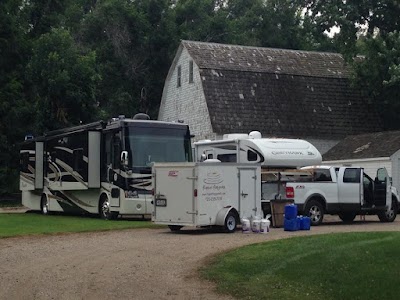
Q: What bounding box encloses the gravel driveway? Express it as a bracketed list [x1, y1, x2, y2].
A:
[1, 216, 399, 300]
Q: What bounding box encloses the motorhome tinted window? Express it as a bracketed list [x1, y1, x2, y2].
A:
[343, 168, 361, 183]
[125, 126, 191, 167]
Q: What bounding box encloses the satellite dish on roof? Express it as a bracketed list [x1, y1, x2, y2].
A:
[249, 131, 262, 139]
[133, 113, 150, 120]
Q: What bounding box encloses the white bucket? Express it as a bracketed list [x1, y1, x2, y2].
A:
[241, 218, 251, 233]
[252, 219, 261, 233]
[260, 219, 270, 233]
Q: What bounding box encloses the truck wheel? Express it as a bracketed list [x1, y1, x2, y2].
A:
[338, 213, 357, 223]
[99, 197, 118, 220]
[378, 199, 397, 222]
[304, 200, 324, 226]
[40, 195, 50, 215]
[168, 225, 183, 232]
[224, 212, 237, 233]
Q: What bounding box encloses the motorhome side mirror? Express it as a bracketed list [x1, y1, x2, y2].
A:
[200, 153, 207, 162]
[121, 151, 129, 167]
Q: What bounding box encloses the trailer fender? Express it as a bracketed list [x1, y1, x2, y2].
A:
[215, 207, 238, 226]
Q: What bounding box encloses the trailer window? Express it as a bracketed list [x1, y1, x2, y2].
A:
[217, 154, 236, 162]
[343, 168, 361, 183]
[247, 150, 257, 162]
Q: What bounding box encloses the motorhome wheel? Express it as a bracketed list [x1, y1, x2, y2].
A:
[99, 197, 118, 220]
[40, 195, 49, 215]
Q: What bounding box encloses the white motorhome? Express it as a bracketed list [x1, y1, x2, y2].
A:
[152, 162, 261, 232]
[194, 132, 322, 168]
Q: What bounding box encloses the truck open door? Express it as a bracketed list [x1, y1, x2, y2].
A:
[375, 168, 391, 208]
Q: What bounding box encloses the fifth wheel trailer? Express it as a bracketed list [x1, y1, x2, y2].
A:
[152, 162, 261, 232]
[20, 114, 192, 219]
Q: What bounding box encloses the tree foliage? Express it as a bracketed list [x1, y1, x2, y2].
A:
[1, 0, 399, 194]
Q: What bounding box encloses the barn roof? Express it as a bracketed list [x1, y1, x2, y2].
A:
[182, 40, 382, 139]
[323, 131, 400, 160]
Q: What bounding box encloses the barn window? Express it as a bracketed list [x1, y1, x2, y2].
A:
[177, 65, 181, 87]
[189, 61, 194, 83]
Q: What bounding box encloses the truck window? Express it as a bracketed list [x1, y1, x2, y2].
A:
[313, 169, 332, 181]
[343, 168, 361, 183]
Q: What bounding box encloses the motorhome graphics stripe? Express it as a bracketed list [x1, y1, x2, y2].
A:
[54, 146, 89, 163]
[48, 189, 96, 210]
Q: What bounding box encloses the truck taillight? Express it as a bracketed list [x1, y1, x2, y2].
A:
[286, 186, 294, 198]
[194, 189, 197, 197]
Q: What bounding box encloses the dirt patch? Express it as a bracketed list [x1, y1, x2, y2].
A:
[1, 217, 399, 300]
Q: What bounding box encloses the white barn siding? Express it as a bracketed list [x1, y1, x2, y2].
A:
[390, 150, 400, 191]
[159, 48, 215, 142]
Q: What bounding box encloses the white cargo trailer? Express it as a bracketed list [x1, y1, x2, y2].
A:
[152, 162, 261, 232]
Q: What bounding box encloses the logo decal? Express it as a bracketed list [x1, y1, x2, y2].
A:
[168, 170, 178, 177]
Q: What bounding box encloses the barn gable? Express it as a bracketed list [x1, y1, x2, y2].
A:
[159, 40, 383, 153]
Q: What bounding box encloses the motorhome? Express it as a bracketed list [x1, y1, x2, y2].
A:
[19, 114, 192, 219]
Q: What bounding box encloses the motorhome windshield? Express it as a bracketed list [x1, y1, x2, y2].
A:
[124, 125, 192, 167]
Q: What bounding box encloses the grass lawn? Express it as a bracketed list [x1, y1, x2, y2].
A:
[0, 213, 162, 238]
[201, 232, 400, 300]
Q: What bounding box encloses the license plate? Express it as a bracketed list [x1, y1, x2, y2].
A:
[156, 198, 167, 207]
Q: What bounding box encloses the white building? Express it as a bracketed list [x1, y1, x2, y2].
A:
[323, 131, 400, 190]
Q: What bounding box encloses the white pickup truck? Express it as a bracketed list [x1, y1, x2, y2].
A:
[265, 166, 399, 226]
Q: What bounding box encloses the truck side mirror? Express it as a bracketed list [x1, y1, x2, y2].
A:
[120, 151, 129, 167]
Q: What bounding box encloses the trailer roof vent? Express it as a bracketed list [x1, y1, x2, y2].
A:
[118, 115, 125, 120]
[24, 134, 34, 141]
[133, 113, 150, 120]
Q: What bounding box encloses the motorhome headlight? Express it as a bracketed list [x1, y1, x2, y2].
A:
[125, 190, 139, 198]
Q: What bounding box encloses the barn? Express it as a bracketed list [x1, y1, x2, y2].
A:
[158, 40, 382, 154]
[323, 131, 400, 191]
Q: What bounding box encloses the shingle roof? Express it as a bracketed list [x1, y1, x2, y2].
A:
[323, 131, 400, 160]
[182, 40, 382, 139]
[182, 40, 350, 78]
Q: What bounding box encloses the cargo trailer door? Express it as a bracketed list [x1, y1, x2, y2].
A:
[239, 167, 260, 219]
[153, 164, 196, 225]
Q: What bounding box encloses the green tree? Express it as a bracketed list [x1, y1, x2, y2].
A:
[303, 0, 400, 129]
[27, 28, 100, 132]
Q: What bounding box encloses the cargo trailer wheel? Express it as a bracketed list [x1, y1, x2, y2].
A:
[305, 200, 324, 226]
[224, 212, 237, 233]
[99, 197, 118, 220]
[338, 213, 356, 223]
[40, 195, 50, 215]
[168, 225, 183, 232]
[378, 198, 397, 222]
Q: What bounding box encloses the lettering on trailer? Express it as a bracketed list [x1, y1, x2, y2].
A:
[202, 171, 226, 201]
[271, 151, 316, 156]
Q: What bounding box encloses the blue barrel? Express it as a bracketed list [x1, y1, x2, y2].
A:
[300, 216, 311, 230]
[284, 204, 298, 220]
[284, 218, 299, 231]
